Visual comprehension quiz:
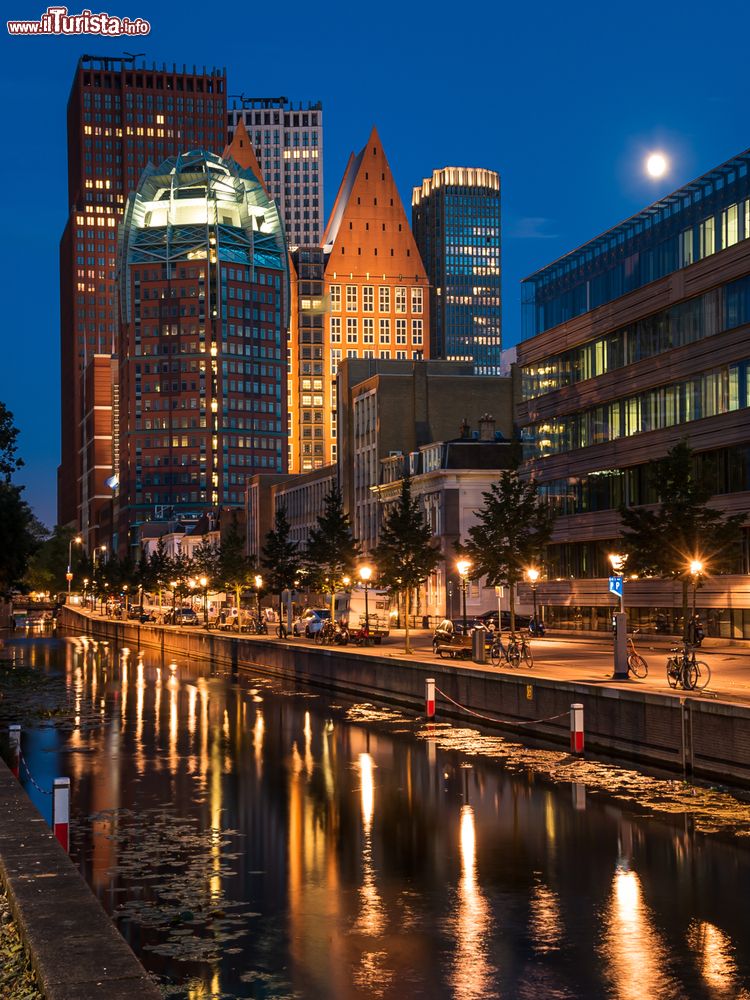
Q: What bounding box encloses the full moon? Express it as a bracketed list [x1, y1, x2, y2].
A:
[646, 152, 668, 178]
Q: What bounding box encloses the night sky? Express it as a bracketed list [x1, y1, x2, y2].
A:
[2, 0, 749, 527]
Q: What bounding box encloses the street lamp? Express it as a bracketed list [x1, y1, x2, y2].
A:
[608, 553, 627, 615]
[689, 558, 704, 643]
[122, 584, 129, 617]
[254, 574, 263, 625]
[199, 576, 209, 628]
[526, 567, 540, 631]
[67, 534, 83, 600]
[456, 558, 471, 634]
[359, 564, 373, 642]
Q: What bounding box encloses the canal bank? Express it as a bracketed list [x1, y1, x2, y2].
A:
[61, 607, 750, 786]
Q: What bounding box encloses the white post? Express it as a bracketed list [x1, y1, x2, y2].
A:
[53, 777, 70, 852]
[570, 703, 584, 754]
[426, 678, 436, 719]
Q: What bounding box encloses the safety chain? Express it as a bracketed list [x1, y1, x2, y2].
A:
[434, 685, 570, 728]
[18, 751, 53, 796]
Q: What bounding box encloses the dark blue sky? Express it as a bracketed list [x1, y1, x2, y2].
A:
[2, 0, 749, 527]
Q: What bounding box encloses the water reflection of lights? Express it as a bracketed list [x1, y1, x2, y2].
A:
[360, 752, 374, 831]
[450, 805, 494, 1000]
[168, 673, 179, 770]
[354, 752, 386, 955]
[687, 920, 750, 998]
[601, 865, 674, 999]
[253, 709, 264, 776]
[529, 880, 563, 953]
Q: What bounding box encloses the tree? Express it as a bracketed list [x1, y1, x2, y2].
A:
[619, 441, 744, 634]
[305, 486, 358, 619]
[261, 506, 302, 627]
[218, 513, 252, 610]
[372, 471, 442, 654]
[458, 471, 555, 632]
[0, 402, 23, 482]
[147, 538, 172, 608]
[24, 525, 78, 595]
[0, 484, 45, 592]
[193, 537, 220, 584]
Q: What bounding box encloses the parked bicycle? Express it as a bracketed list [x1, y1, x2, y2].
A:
[490, 631, 533, 669]
[666, 645, 711, 690]
[626, 629, 649, 678]
[315, 619, 350, 646]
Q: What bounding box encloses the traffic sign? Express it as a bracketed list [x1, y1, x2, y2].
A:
[608, 575, 623, 597]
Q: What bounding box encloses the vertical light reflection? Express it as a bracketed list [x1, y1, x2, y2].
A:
[168, 674, 179, 772]
[120, 649, 129, 728]
[601, 866, 673, 999]
[134, 656, 145, 775]
[449, 805, 494, 1000]
[253, 709, 264, 777]
[687, 920, 750, 998]
[354, 752, 385, 935]
[154, 666, 162, 743]
[209, 708, 223, 904]
[529, 879, 563, 953]
[303, 711, 314, 776]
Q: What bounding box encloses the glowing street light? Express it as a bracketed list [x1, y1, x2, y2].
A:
[359, 564, 373, 642]
[199, 575, 209, 629]
[254, 574, 263, 625]
[456, 558, 471, 634]
[688, 559, 705, 644]
[525, 567, 540, 631]
[608, 553, 627, 614]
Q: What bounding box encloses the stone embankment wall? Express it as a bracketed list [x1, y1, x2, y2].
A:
[61, 608, 750, 786]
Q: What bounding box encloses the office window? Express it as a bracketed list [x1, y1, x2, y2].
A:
[347, 317, 358, 343]
[346, 285, 357, 311]
[379, 286, 390, 312]
[330, 348, 341, 374]
[699, 217, 715, 260]
[330, 284, 341, 311]
[379, 319, 390, 343]
[722, 204, 739, 249]
[395, 286, 407, 313]
[363, 286, 374, 312]
[330, 317, 341, 343]
[363, 318, 374, 343]
[412, 319, 423, 345]
[681, 228, 694, 267]
[411, 287, 423, 314]
[396, 318, 407, 344]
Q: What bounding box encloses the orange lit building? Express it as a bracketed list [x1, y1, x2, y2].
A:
[289, 128, 430, 472]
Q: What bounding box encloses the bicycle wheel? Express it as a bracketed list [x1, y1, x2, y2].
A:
[683, 661, 699, 690]
[490, 642, 502, 667]
[628, 652, 648, 679]
[522, 643, 534, 668]
[507, 643, 521, 668]
[666, 657, 679, 688]
[314, 629, 325, 645]
[693, 660, 711, 690]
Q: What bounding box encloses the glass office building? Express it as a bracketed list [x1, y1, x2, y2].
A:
[412, 167, 502, 374]
[517, 147, 750, 639]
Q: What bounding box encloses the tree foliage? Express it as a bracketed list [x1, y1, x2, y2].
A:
[0, 402, 23, 482]
[261, 506, 302, 620]
[23, 525, 78, 594]
[219, 513, 253, 609]
[372, 471, 441, 653]
[0, 484, 46, 591]
[458, 471, 555, 631]
[305, 486, 358, 614]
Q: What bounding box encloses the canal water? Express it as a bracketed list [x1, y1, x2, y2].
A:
[4, 633, 750, 1000]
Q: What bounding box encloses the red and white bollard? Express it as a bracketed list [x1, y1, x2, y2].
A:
[426, 678, 436, 719]
[53, 778, 70, 852]
[570, 703, 584, 754]
[8, 724, 20, 779]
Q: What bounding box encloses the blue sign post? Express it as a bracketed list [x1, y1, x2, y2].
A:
[608, 575, 623, 600]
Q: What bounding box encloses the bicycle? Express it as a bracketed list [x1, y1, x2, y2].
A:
[666, 645, 711, 691]
[489, 632, 511, 667]
[626, 629, 649, 678]
[512, 631, 534, 669]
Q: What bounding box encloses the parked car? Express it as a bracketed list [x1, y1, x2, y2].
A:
[474, 610, 531, 631]
[170, 607, 199, 626]
[293, 608, 330, 637]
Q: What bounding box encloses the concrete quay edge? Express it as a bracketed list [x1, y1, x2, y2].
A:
[0, 759, 161, 999]
[59, 607, 750, 787]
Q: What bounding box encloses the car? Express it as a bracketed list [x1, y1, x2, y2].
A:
[170, 607, 199, 626]
[293, 608, 330, 637]
[474, 610, 531, 631]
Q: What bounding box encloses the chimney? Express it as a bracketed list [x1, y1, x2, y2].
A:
[478, 413, 496, 441]
[459, 418, 471, 440]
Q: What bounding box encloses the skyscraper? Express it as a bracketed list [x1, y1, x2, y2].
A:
[227, 97, 324, 248]
[117, 148, 289, 546]
[412, 167, 502, 373]
[287, 127, 429, 473]
[59, 55, 226, 544]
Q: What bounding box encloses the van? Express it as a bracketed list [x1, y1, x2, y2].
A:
[334, 588, 391, 640]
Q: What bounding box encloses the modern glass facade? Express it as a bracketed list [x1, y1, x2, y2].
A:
[522, 149, 750, 339]
[118, 150, 289, 536]
[412, 167, 501, 374]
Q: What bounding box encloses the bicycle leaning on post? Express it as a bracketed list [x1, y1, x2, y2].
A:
[490, 630, 533, 669]
[666, 644, 711, 690]
[626, 629, 649, 678]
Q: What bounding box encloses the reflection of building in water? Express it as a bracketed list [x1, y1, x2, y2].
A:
[449, 804, 495, 1000]
[601, 865, 675, 1000]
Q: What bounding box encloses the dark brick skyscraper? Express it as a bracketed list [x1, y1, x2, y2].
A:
[59, 55, 226, 545]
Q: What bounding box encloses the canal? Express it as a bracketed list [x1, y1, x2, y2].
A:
[4, 632, 750, 999]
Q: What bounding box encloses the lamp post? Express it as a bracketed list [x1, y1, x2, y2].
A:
[456, 559, 471, 635]
[199, 576, 209, 628]
[122, 584, 129, 618]
[689, 559, 704, 644]
[608, 553, 626, 614]
[67, 535, 82, 600]
[359, 564, 372, 642]
[254, 574, 263, 625]
[83, 578, 89, 610]
[526, 567, 540, 630]
[608, 552, 628, 680]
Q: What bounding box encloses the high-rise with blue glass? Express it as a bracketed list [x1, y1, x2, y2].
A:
[517, 148, 750, 638]
[412, 167, 502, 374]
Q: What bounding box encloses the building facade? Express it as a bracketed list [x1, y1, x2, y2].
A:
[287, 247, 326, 473]
[117, 149, 288, 550]
[517, 148, 750, 638]
[228, 97, 324, 248]
[337, 358, 514, 553]
[412, 167, 502, 373]
[59, 55, 227, 544]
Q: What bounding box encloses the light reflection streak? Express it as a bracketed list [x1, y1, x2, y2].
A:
[168, 674, 179, 771]
[354, 753, 384, 936]
[529, 880, 563, 953]
[448, 804, 495, 1000]
[601, 865, 673, 999]
[687, 920, 750, 998]
[253, 709, 264, 777]
[135, 656, 145, 774]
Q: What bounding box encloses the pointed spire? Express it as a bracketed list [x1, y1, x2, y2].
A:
[223, 120, 268, 194]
